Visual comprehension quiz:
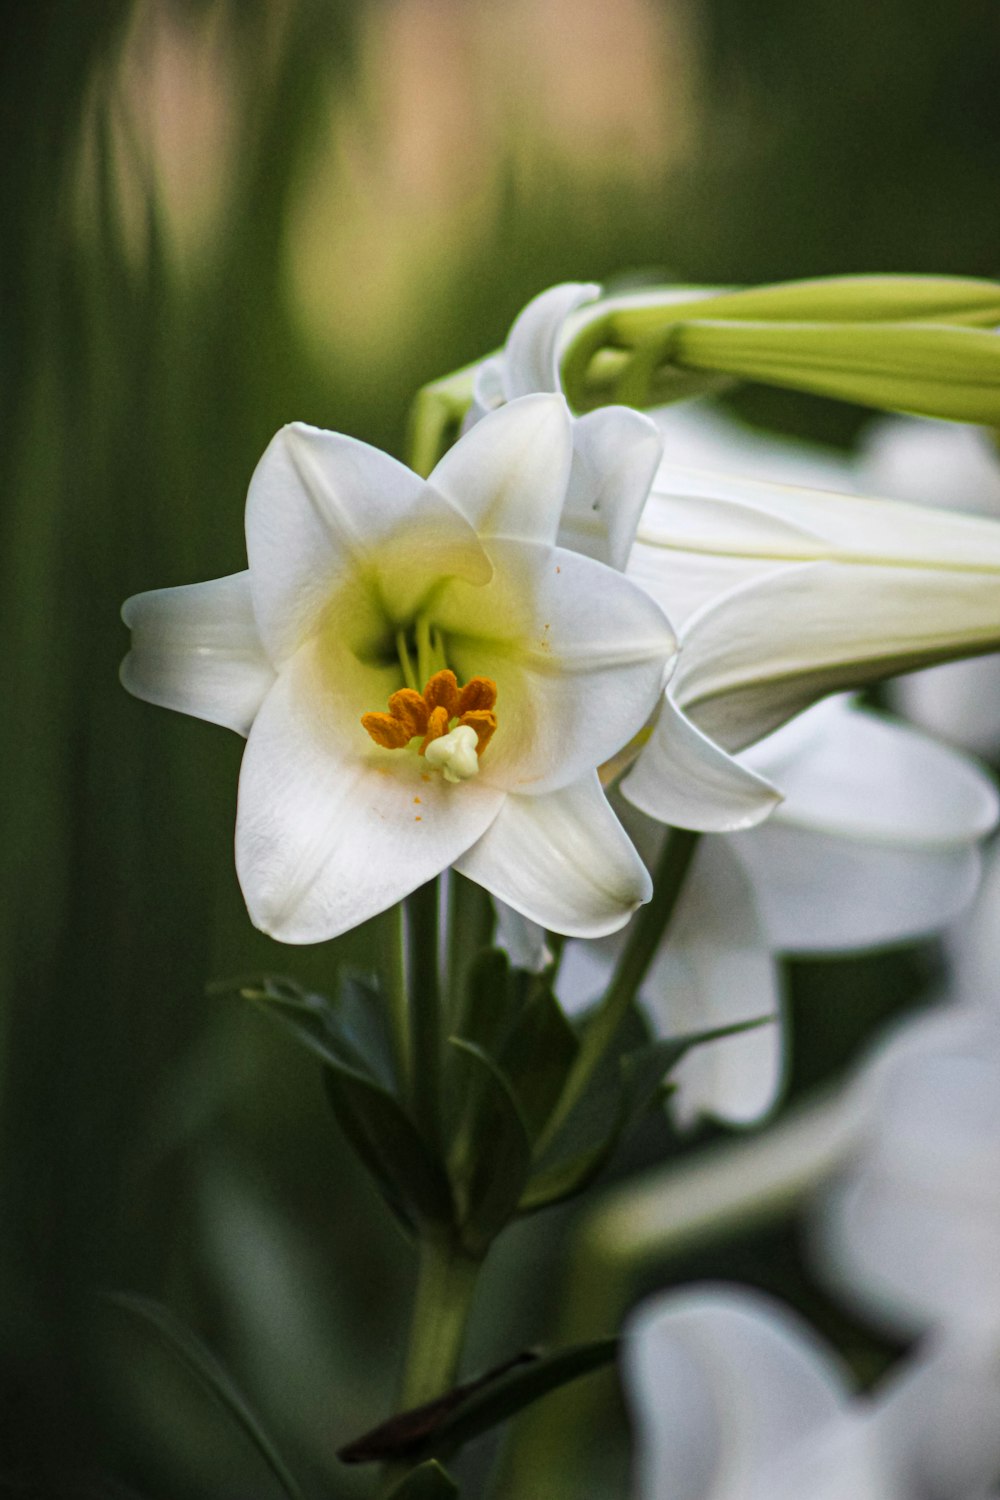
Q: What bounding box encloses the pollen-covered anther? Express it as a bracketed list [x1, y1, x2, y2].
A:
[361, 670, 498, 771]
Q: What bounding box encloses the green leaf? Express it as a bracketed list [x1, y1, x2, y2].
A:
[446, 1039, 532, 1253]
[518, 1005, 644, 1211]
[323, 1064, 454, 1233]
[386, 1460, 459, 1499]
[498, 987, 579, 1141]
[429, 1339, 618, 1461]
[519, 1017, 771, 1213]
[517, 1138, 618, 1214]
[451, 947, 516, 1062]
[338, 1352, 538, 1465]
[104, 1292, 306, 1500]
[212, 971, 393, 1085]
[619, 1018, 773, 1123]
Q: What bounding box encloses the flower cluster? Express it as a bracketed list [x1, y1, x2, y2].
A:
[120, 276, 1000, 1498]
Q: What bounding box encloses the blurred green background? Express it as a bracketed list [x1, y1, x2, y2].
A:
[2, 2, 999, 1495]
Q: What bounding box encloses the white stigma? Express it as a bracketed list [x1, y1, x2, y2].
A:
[424, 724, 480, 784]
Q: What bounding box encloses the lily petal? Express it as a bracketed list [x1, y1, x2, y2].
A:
[558, 406, 664, 571]
[429, 394, 574, 545]
[120, 572, 275, 735]
[235, 644, 505, 943]
[646, 838, 783, 1127]
[437, 537, 676, 796]
[621, 694, 782, 832]
[246, 422, 491, 663]
[501, 282, 601, 399]
[736, 825, 984, 953]
[877, 1335, 1000, 1500]
[674, 558, 1000, 752]
[741, 697, 999, 845]
[624, 1286, 849, 1500]
[455, 773, 651, 937]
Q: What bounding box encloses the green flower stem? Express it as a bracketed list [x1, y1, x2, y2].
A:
[382, 1235, 482, 1493]
[383, 904, 410, 1095]
[536, 828, 701, 1157]
[407, 878, 443, 1152]
[400, 1235, 481, 1409]
[446, 874, 495, 1025]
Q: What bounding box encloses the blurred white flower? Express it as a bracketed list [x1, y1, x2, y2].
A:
[121, 396, 675, 942]
[815, 999, 1000, 1341]
[859, 416, 1000, 758]
[556, 694, 998, 1128]
[624, 1284, 1000, 1500]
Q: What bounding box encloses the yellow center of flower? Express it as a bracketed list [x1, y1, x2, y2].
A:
[360, 669, 498, 781]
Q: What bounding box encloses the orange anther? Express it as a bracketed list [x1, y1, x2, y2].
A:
[420, 705, 450, 753]
[458, 676, 497, 715]
[423, 669, 460, 718]
[460, 709, 497, 753]
[388, 688, 430, 739]
[363, 669, 499, 762]
[360, 711, 411, 749]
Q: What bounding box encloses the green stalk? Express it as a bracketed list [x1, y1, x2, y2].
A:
[383, 903, 410, 1094]
[446, 873, 495, 1025]
[399, 1236, 481, 1409]
[536, 828, 701, 1156]
[381, 1235, 482, 1494]
[407, 878, 443, 1152]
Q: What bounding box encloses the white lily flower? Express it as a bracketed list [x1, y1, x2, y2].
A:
[625, 1285, 1000, 1500]
[121, 395, 676, 943]
[554, 694, 997, 1128]
[815, 1000, 1000, 1341]
[860, 416, 1000, 757]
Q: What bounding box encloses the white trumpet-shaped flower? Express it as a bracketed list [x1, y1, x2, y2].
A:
[625, 1285, 1000, 1500]
[120, 395, 677, 943]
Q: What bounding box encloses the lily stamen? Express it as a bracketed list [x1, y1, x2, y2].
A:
[361, 670, 498, 770]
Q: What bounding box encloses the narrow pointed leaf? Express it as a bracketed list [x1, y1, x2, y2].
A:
[451, 947, 515, 1062]
[104, 1292, 305, 1500]
[619, 1017, 773, 1123]
[520, 1018, 770, 1212]
[518, 1137, 619, 1213]
[499, 987, 579, 1140]
[339, 1353, 537, 1464]
[386, 1459, 460, 1499]
[323, 1065, 454, 1232]
[212, 971, 392, 1084]
[429, 1339, 618, 1461]
[446, 1038, 532, 1251]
